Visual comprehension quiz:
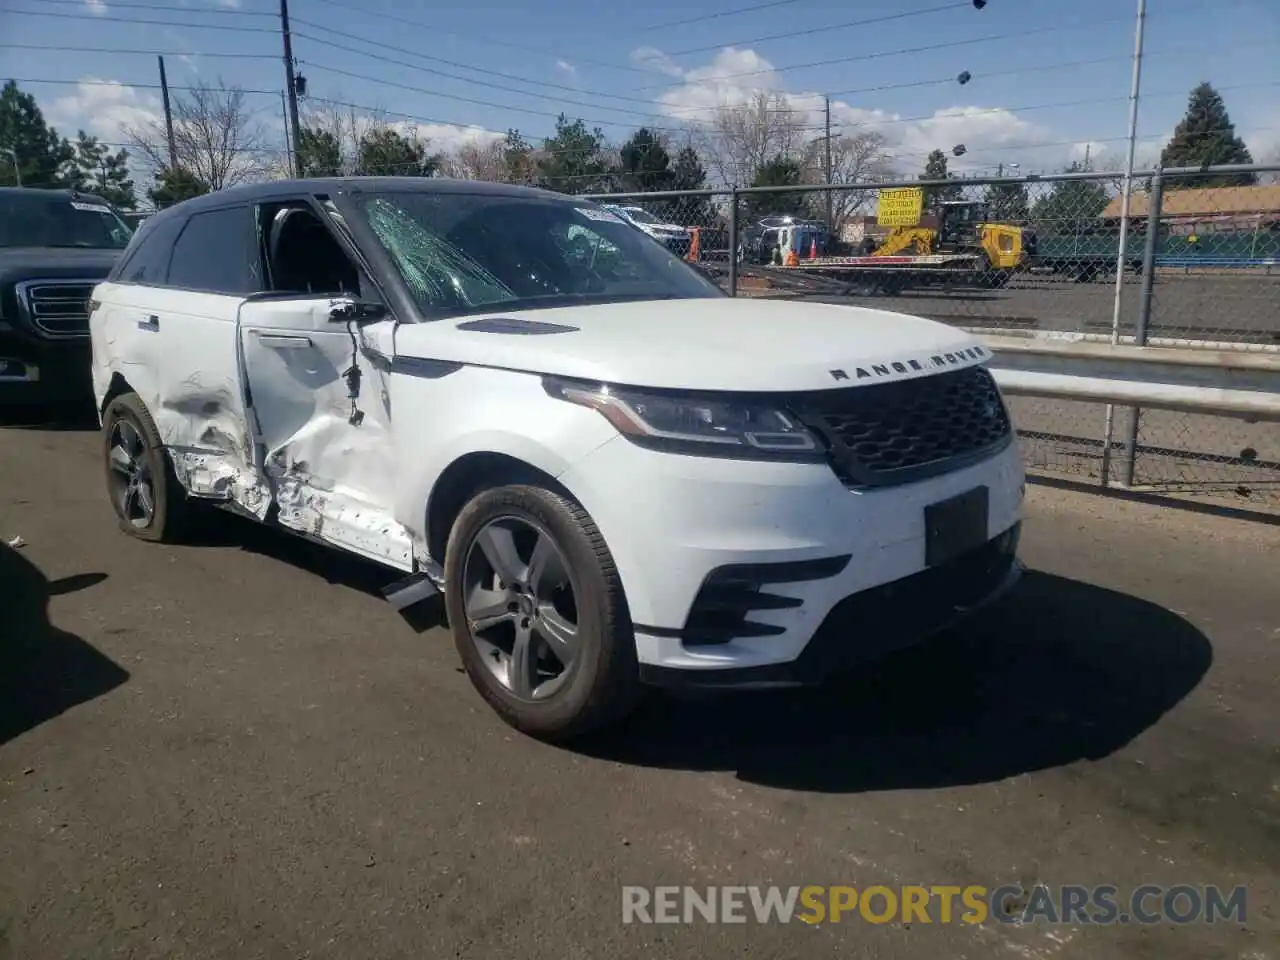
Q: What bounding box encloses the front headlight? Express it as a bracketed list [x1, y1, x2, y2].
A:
[544, 378, 823, 460]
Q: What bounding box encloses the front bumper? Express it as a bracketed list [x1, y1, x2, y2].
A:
[558, 435, 1025, 685]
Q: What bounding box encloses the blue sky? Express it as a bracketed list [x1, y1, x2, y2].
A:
[4, 0, 1279, 181]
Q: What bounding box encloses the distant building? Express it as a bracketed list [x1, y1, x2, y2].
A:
[1101, 184, 1280, 235]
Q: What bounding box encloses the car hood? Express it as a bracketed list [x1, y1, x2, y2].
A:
[0, 247, 122, 283]
[392, 297, 991, 393]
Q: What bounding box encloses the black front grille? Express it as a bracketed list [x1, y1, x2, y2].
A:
[793, 365, 1013, 487]
[18, 280, 96, 337]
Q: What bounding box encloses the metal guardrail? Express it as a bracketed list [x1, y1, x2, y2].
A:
[982, 334, 1280, 421]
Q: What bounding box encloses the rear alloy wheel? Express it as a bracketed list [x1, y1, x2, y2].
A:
[102, 391, 192, 542]
[444, 484, 639, 740]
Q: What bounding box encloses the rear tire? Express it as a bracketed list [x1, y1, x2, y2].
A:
[444, 483, 640, 741]
[101, 391, 193, 543]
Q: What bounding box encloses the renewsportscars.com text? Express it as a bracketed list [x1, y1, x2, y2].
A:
[621, 884, 1247, 926]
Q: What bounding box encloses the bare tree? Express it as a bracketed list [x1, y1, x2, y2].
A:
[122, 78, 274, 189]
[799, 128, 895, 231]
[694, 91, 809, 187]
[295, 98, 396, 175]
[439, 138, 507, 182]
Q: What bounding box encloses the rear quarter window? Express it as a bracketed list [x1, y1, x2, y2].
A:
[109, 215, 185, 286]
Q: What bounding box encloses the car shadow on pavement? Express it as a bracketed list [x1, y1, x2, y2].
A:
[0, 402, 99, 432]
[579, 571, 1214, 794]
[186, 511, 446, 632]
[0, 544, 124, 746]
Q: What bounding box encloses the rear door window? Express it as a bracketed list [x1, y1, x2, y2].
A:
[111, 215, 185, 285]
[166, 207, 259, 295]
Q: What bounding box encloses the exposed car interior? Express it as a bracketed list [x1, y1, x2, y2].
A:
[262, 203, 361, 297]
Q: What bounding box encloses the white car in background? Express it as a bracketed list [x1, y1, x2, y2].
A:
[88, 177, 1024, 741]
[600, 204, 694, 256]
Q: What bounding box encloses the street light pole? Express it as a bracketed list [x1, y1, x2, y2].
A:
[3, 148, 20, 187]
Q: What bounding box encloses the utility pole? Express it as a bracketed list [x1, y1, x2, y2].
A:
[157, 55, 178, 172]
[280, 91, 293, 173]
[823, 95, 833, 229]
[279, 0, 304, 177]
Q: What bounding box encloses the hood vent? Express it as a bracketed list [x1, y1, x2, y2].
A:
[456, 317, 579, 335]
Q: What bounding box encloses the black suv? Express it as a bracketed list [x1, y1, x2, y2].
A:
[0, 188, 134, 407]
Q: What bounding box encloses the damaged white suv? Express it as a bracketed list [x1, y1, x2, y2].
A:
[90, 178, 1024, 739]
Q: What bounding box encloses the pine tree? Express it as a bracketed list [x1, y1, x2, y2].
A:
[1159, 83, 1257, 188]
[0, 80, 75, 188]
[984, 180, 1029, 222]
[500, 129, 536, 185]
[667, 145, 712, 226]
[616, 127, 672, 193]
[70, 131, 136, 209]
[920, 149, 962, 211]
[536, 115, 612, 195]
[148, 166, 209, 208]
[1031, 161, 1110, 234]
[296, 127, 343, 177]
[744, 155, 807, 221]
[355, 128, 441, 177]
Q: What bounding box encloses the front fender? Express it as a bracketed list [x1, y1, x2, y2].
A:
[388, 364, 618, 539]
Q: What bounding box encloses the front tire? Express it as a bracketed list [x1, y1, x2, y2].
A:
[443, 483, 640, 741]
[101, 391, 193, 543]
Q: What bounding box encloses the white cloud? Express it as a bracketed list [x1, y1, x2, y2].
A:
[85, 0, 108, 15]
[555, 60, 577, 79]
[49, 78, 163, 144]
[388, 121, 504, 154]
[630, 46, 684, 78]
[215, 0, 242, 8]
[640, 45, 1109, 175]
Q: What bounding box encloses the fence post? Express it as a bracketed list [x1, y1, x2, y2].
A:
[1120, 166, 1164, 486]
[727, 186, 739, 297]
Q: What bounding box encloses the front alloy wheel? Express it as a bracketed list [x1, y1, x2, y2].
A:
[444, 483, 640, 740]
[463, 516, 580, 701]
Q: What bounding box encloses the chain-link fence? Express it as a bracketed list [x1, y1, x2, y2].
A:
[587, 163, 1280, 512]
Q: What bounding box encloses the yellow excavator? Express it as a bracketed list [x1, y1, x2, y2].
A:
[861, 199, 1030, 285]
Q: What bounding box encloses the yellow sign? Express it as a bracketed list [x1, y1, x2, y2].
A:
[877, 187, 924, 227]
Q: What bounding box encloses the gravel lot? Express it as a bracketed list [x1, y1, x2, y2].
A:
[1, 416, 1278, 960]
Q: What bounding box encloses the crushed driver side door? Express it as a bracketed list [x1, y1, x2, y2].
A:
[237, 296, 412, 570]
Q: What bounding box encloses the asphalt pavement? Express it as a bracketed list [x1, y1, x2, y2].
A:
[1, 417, 1278, 960]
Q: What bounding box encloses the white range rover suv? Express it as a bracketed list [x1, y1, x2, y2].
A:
[90, 178, 1024, 740]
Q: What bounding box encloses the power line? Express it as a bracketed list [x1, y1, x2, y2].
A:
[12, 76, 284, 97]
[6, 7, 278, 32]
[0, 42, 281, 59]
[303, 0, 654, 76]
[643, 0, 805, 32]
[300, 62, 706, 132]
[13, 0, 274, 13]
[667, 2, 967, 58]
[633, 0, 1249, 90]
[290, 22, 663, 107]
[650, 0, 798, 31]
[290, 21, 984, 121]
[636, 20, 1129, 91]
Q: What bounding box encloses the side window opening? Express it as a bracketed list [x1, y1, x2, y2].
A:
[259, 202, 362, 298]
